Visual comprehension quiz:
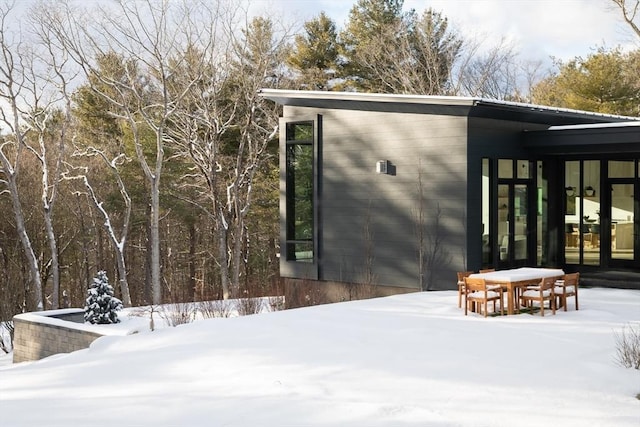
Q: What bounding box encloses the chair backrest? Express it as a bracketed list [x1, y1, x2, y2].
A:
[457, 271, 473, 281]
[563, 272, 580, 287]
[538, 276, 556, 291]
[464, 277, 487, 292]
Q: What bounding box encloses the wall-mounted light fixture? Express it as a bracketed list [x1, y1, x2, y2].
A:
[565, 186, 575, 197]
[376, 160, 389, 174]
[584, 186, 596, 197]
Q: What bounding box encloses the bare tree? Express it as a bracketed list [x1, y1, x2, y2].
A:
[20, 9, 79, 309]
[63, 149, 133, 307]
[611, 0, 640, 38]
[0, 2, 44, 310]
[170, 13, 284, 299]
[41, 0, 222, 304]
[451, 36, 522, 99]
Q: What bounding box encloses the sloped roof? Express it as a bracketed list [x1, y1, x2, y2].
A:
[259, 89, 637, 127]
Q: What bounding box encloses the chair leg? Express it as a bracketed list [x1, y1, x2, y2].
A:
[575, 294, 579, 310]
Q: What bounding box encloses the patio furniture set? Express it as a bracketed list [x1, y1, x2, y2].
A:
[457, 267, 580, 317]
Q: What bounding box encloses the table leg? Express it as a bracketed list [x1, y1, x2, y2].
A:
[506, 285, 515, 315]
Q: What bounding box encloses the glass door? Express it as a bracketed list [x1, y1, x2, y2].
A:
[497, 183, 530, 268]
[609, 181, 639, 267]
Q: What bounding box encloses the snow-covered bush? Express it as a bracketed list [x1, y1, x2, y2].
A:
[84, 271, 123, 324]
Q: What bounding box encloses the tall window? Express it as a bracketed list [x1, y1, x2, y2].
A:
[564, 160, 601, 266]
[285, 122, 314, 261]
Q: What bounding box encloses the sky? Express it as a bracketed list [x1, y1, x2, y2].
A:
[0, 287, 639, 426]
[251, 0, 638, 63]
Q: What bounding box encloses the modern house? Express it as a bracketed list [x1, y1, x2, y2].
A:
[259, 89, 640, 306]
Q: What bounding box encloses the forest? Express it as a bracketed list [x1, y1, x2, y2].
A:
[0, 0, 638, 329]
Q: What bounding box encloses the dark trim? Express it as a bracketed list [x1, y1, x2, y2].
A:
[524, 126, 640, 155]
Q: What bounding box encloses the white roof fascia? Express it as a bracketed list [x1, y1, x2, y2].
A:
[547, 120, 640, 131]
[259, 88, 638, 122]
[258, 88, 478, 107]
[259, 89, 640, 121]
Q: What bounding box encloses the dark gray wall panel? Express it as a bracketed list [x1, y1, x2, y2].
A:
[281, 107, 469, 290]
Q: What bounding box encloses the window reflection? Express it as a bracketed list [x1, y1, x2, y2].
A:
[583, 161, 600, 266]
[563, 160, 600, 265]
[286, 122, 314, 262]
[611, 183, 635, 261]
[482, 159, 491, 264]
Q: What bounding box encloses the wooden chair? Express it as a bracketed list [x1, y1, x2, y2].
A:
[519, 276, 557, 316]
[554, 272, 579, 311]
[457, 271, 473, 308]
[464, 277, 504, 317]
[479, 268, 495, 273]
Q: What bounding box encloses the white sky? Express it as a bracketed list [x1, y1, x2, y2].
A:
[251, 0, 638, 63]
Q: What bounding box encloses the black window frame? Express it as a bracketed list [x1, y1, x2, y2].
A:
[285, 121, 315, 262]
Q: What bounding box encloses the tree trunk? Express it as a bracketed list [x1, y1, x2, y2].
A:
[188, 222, 196, 302]
[219, 220, 230, 300]
[150, 177, 162, 305]
[6, 174, 43, 310]
[43, 210, 60, 308]
[115, 248, 132, 307]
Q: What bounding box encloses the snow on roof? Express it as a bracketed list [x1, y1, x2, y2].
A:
[547, 120, 640, 131]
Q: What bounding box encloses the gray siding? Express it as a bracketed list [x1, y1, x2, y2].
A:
[281, 106, 469, 291]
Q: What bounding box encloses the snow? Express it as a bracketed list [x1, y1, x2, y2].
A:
[13, 309, 146, 336]
[0, 288, 639, 427]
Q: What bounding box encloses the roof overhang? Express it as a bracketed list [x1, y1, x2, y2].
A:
[259, 89, 635, 127]
[524, 121, 640, 155]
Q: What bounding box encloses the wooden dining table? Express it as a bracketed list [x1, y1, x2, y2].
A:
[468, 267, 565, 315]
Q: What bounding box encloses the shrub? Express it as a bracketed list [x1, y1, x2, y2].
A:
[0, 321, 13, 354]
[160, 303, 196, 327]
[614, 323, 640, 369]
[267, 296, 285, 312]
[84, 271, 123, 324]
[236, 297, 263, 316]
[198, 300, 233, 319]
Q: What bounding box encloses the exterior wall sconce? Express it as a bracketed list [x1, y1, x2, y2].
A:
[376, 160, 389, 174]
[584, 186, 596, 197]
[565, 186, 575, 197]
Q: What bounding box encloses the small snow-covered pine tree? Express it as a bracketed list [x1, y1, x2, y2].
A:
[84, 271, 123, 324]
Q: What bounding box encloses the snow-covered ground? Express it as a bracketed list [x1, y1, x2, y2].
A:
[0, 288, 638, 427]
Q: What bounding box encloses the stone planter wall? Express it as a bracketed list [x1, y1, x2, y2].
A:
[12, 309, 105, 363]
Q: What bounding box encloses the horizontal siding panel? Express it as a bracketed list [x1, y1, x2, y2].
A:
[282, 104, 468, 290]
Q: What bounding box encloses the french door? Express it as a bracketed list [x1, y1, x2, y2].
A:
[607, 180, 640, 268]
[497, 183, 532, 268]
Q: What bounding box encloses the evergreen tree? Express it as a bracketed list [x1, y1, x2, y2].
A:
[339, 0, 408, 92]
[531, 47, 640, 116]
[287, 12, 340, 90]
[336, 1, 462, 94]
[84, 271, 123, 324]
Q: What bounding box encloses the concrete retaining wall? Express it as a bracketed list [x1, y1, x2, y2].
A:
[13, 309, 105, 363]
